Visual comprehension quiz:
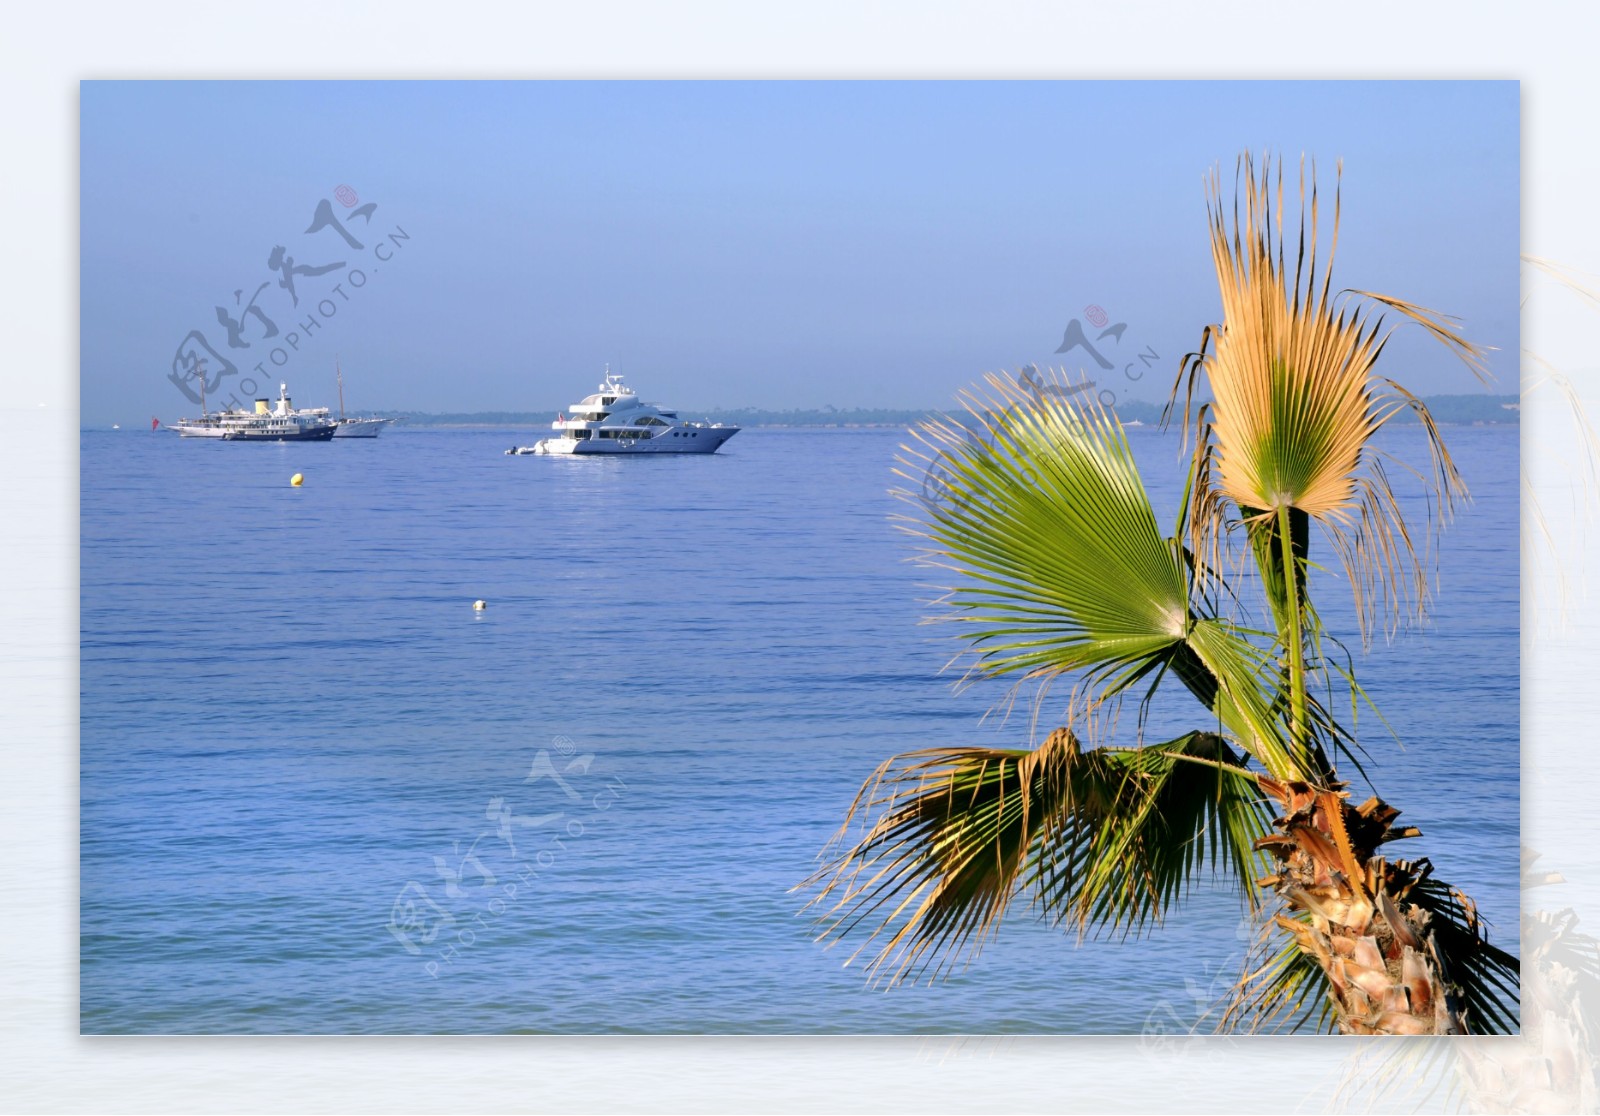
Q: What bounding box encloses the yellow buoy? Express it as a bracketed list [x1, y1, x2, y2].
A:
[473, 599, 487, 611]
[290, 473, 304, 487]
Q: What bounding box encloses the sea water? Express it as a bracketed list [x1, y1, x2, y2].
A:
[79, 423, 1519, 1033]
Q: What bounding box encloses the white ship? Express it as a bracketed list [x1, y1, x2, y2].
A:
[172, 383, 338, 441]
[329, 360, 391, 437]
[286, 361, 393, 437]
[169, 368, 240, 438]
[286, 407, 392, 438]
[333, 417, 391, 438]
[507, 369, 738, 456]
[170, 410, 241, 438]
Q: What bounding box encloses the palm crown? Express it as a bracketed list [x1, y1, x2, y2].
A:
[803, 153, 1518, 1035]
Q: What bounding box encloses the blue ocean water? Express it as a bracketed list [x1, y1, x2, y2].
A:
[79, 423, 1519, 1034]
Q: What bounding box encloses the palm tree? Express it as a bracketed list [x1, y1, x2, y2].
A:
[802, 153, 1519, 1035]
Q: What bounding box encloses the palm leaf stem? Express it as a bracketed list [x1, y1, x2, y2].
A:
[1276, 503, 1312, 775]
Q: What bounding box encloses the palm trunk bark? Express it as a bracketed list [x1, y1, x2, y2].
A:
[1256, 779, 1469, 1035]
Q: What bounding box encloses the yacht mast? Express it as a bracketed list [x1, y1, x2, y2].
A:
[336, 357, 345, 420]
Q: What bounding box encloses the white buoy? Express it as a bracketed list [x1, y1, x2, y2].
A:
[473, 599, 487, 611]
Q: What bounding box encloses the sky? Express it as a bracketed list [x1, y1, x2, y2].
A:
[79, 80, 1519, 425]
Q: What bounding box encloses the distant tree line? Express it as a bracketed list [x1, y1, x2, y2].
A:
[374, 395, 1519, 428]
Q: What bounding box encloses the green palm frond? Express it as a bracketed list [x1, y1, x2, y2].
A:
[899, 371, 1190, 689]
[1173, 152, 1485, 640]
[802, 727, 1273, 985]
[1182, 617, 1304, 778]
[896, 370, 1301, 777]
[1027, 730, 1272, 936]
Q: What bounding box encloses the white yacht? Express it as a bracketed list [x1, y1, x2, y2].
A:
[333, 417, 391, 438]
[172, 383, 337, 441]
[169, 410, 241, 438]
[508, 369, 738, 456]
[330, 361, 391, 437]
[169, 372, 243, 438]
[287, 406, 391, 438]
[288, 362, 393, 437]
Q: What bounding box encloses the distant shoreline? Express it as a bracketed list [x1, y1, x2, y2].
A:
[105, 394, 1522, 431]
[364, 393, 1522, 429]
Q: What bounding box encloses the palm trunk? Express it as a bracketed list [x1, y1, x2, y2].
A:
[1256, 779, 1468, 1035]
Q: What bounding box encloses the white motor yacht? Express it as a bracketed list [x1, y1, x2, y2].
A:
[507, 369, 738, 456]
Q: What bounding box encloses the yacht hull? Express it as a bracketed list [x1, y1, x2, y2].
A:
[221, 426, 338, 442]
[333, 419, 390, 438]
[507, 369, 739, 457]
[527, 428, 738, 455]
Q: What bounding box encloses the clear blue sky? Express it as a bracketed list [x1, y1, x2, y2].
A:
[80, 80, 1518, 424]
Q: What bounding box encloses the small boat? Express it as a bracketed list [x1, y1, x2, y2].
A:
[507, 368, 738, 456]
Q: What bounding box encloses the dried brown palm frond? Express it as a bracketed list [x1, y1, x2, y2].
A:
[1172, 152, 1488, 641]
